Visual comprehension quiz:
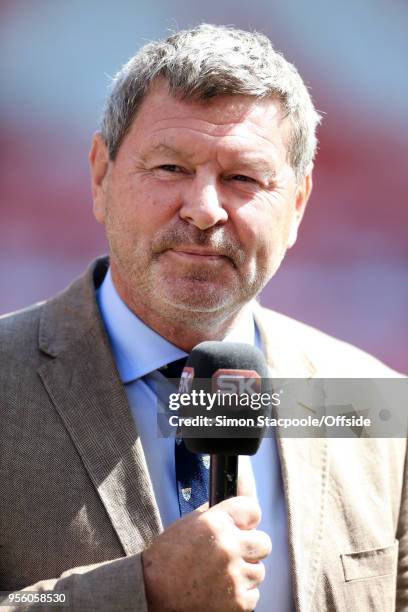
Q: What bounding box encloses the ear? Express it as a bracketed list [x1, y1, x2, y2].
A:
[89, 132, 110, 224]
[287, 165, 313, 248]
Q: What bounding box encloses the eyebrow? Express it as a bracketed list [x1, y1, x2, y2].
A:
[140, 144, 187, 163]
[239, 160, 277, 179]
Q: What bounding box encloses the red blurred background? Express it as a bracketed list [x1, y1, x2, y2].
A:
[1, 0, 407, 371]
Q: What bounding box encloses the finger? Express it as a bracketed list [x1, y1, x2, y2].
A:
[237, 455, 257, 499]
[242, 586, 260, 611]
[243, 560, 266, 588]
[217, 495, 261, 530]
[240, 529, 272, 561]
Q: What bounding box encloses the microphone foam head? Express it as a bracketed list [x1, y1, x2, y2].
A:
[179, 341, 273, 456]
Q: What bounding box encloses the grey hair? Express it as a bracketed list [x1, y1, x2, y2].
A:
[100, 24, 322, 180]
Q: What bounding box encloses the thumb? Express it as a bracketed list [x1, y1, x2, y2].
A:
[193, 501, 209, 514]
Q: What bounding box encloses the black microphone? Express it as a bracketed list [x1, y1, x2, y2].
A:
[179, 341, 272, 506]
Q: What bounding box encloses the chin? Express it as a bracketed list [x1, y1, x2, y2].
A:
[157, 282, 238, 315]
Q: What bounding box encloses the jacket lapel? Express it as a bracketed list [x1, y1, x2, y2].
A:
[254, 304, 330, 612]
[37, 258, 162, 556]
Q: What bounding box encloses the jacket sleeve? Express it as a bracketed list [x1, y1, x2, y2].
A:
[1, 554, 148, 612]
[396, 440, 408, 609]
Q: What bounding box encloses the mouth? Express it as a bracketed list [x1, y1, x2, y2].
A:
[166, 247, 231, 264]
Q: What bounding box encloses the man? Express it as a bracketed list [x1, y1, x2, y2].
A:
[0, 24, 406, 612]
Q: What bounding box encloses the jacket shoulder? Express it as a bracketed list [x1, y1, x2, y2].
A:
[0, 302, 49, 397]
[256, 305, 402, 377]
[0, 301, 44, 353]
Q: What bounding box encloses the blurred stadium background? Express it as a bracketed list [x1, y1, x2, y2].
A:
[1, 0, 407, 372]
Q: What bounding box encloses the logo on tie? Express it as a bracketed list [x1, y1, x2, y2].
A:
[181, 487, 192, 501]
[179, 367, 194, 393]
[202, 455, 210, 469]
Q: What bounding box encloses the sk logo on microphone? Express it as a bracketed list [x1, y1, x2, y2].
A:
[212, 369, 261, 395]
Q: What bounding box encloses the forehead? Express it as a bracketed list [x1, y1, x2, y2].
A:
[118, 80, 290, 164]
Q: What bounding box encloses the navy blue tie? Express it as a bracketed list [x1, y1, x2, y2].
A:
[160, 358, 210, 516]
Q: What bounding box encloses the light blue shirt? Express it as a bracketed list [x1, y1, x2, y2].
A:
[97, 268, 294, 611]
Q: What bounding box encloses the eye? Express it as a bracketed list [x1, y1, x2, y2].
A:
[158, 164, 183, 173]
[230, 174, 257, 183]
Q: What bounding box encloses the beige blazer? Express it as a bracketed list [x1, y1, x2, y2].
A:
[0, 257, 406, 611]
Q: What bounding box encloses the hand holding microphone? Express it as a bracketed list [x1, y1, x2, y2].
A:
[143, 494, 271, 612]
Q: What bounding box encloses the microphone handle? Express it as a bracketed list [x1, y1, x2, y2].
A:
[209, 455, 238, 506]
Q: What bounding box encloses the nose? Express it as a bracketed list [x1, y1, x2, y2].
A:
[179, 176, 228, 230]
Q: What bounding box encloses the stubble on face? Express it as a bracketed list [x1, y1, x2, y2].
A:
[106, 207, 273, 332]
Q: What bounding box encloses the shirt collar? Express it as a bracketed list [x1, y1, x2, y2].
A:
[97, 267, 256, 383]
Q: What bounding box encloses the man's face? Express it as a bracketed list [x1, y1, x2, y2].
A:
[90, 80, 311, 327]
